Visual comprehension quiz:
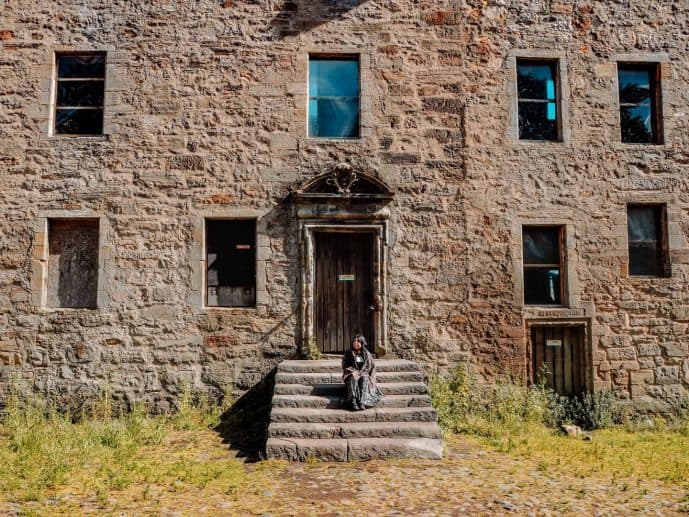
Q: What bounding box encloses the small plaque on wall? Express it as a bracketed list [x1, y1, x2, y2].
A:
[546, 339, 562, 347]
[338, 274, 355, 282]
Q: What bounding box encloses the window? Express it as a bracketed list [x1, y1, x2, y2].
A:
[308, 56, 359, 138]
[47, 219, 99, 308]
[54, 53, 106, 135]
[205, 220, 256, 307]
[627, 205, 669, 277]
[617, 63, 662, 144]
[522, 226, 564, 305]
[516, 59, 560, 141]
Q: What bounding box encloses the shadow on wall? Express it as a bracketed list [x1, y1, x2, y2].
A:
[215, 369, 276, 462]
[269, 0, 370, 37]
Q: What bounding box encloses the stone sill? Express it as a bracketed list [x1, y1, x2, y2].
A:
[38, 307, 100, 312]
[202, 306, 257, 311]
[40, 134, 110, 143]
[303, 137, 363, 143]
[524, 305, 592, 320]
[627, 275, 675, 284]
[610, 141, 671, 151]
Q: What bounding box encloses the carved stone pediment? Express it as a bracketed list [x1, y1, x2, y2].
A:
[291, 164, 394, 202]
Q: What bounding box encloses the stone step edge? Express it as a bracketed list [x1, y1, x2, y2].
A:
[273, 382, 429, 395]
[275, 372, 424, 384]
[270, 407, 438, 423]
[266, 437, 443, 461]
[271, 393, 433, 408]
[267, 421, 442, 439]
[278, 359, 420, 373]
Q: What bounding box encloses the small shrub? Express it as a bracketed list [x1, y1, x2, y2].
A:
[568, 390, 618, 430]
[303, 338, 322, 360]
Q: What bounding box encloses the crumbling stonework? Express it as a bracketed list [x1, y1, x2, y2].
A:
[0, 1, 688, 413]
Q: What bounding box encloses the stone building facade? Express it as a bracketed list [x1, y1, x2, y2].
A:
[1, 1, 688, 413]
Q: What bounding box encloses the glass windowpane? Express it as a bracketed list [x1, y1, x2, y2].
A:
[523, 227, 560, 265]
[308, 98, 359, 138]
[518, 102, 558, 141]
[524, 268, 561, 305]
[55, 109, 104, 135]
[309, 59, 359, 97]
[517, 62, 556, 100]
[57, 80, 104, 107]
[627, 206, 659, 242]
[58, 55, 105, 78]
[620, 105, 653, 143]
[629, 244, 660, 276]
[618, 68, 651, 104]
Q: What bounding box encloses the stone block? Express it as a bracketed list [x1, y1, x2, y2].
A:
[606, 347, 636, 361]
[655, 366, 680, 385]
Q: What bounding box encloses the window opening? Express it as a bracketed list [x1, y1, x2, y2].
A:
[627, 204, 669, 277]
[47, 219, 99, 308]
[517, 60, 559, 141]
[308, 56, 360, 138]
[55, 53, 106, 135]
[206, 219, 256, 307]
[618, 63, 662, 144]
[523, 226, 564, 305]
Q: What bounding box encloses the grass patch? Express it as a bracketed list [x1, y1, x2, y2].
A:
[0, 386, 280, 513]
[431, 366, 689, 488]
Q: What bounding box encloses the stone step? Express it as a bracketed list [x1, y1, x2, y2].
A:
[270, 406, 437, 424]
[266, 437, 443, 461]
[274, 382, 428, 396]
[268, 421, 442, 440]
[277, 359, 420, 374]
[274, 371, 424, 385]
[271, 394, 433, 409]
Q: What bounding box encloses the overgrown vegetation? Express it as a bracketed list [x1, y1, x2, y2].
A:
[0, 384, 276, 511]
[429, 364, 629, 435]
[431, 365, 689, 488]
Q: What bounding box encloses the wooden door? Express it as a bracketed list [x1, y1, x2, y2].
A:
[315, 232, 374, 353]
[531, 325, 587, 396]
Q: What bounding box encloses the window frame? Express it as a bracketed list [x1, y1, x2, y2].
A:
[617, 62, 663, 145]
[626, 204, 670, 278]
[53, 51, 107, 137]
[522, 225, 567, 306]
[307, 53, 361, 140]
[516, 58, 562, 142]
[203, 217, 258, 309]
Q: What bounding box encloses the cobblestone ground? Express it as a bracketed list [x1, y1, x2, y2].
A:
[2, 435, 687, 516]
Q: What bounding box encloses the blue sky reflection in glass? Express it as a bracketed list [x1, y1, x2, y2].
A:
[618, 68, 652, 137]
[309, 59, 360, 138]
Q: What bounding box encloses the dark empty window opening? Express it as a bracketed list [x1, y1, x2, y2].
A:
[47, 219, 99, 309]
[523, 226, 564, 305]
[55, 53, 106, 135]
[517, 59, 560, 141]
[206, 219, 256, 307]
[627, 204, 669, 277]
[308, 56, 360, 138]
[531, 325, 587, 397]
[618, 63, 662, 144]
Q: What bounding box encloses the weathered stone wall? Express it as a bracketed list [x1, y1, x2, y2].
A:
[0, 1, 687, 413]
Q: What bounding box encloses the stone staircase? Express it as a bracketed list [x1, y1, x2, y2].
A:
[266, 359, 443, 461]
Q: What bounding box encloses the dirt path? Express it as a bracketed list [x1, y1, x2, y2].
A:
[2, 435, 686, 516]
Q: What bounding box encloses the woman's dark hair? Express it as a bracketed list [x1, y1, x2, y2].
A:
[351, 333, 367, 351]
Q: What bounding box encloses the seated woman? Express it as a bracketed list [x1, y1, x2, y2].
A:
[342, 334, 383, 411]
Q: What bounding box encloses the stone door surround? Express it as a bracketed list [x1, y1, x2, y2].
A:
[292, 164, 394, 356]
